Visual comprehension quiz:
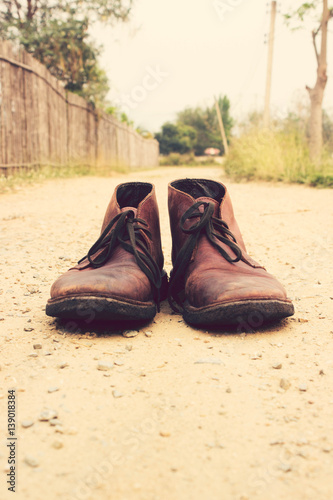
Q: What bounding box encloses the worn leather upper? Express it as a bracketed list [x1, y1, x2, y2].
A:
[168, 178, 291, 309]
[49, 182, 164, 305]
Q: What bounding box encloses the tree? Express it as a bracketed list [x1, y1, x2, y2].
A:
[0, 1, 132, 105]
[285, 1, 333, 163]
[18, 16, 110, 105]
[177, 96, 233, 155]
[0, 1, 132, 30]
[155, 123, 197, 155]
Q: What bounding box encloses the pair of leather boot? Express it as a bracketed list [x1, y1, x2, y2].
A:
[46, 179, 294, 327]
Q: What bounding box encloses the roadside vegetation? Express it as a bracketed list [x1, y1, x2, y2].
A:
[224, 107, 333, 187]
[0, 163, 131, 194]
[0, 0, 132, 108]
[159, 153, 219, 167]
[155, 96, 232, 156]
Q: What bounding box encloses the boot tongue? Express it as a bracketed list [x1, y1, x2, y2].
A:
[120, 206, 138, 217]
[195, 197, 220, 217]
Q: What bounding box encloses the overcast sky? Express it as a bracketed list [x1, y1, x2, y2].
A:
[91, 0, 333, 133]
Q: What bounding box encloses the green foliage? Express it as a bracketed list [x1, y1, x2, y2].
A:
[120, 112, 133, 126]
[0, 1, 132, 31]
[284, 1, 333, 29]
[16, 16, 109, 106]
[323, 109, 333, 152]
[0, 1, 132, 106]
[155, 123, 197, 155]
[105, 106, 118, 116]
[0, 162, 130, 194]
[135, 127, 154, 139]
[159, 152, 218, 167]
[224, 124, 333, 187]
[177, 96, 233, 155]
[155, 95, 233, 156]
[159, 152, 182, 165]
[284, 2, 316, 23]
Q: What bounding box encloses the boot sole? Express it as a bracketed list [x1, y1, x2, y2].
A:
[46, 296, 157, 322]
[46, 271, 168, 322]
[183, 299, 294, 328]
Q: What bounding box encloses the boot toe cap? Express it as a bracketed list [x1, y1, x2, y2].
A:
[50, 265, 153, 304]
[186, 268, 289, 309]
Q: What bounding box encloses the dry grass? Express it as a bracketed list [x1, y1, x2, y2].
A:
[0, 163, 132, 194]
[224, 128, 333, 187]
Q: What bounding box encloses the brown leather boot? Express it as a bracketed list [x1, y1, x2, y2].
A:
[168, 178, 294, 327]
[46, 182, 167, 322]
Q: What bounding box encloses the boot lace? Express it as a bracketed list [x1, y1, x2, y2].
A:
[78, 210, 162, 309]
[168, 201, 242, 312]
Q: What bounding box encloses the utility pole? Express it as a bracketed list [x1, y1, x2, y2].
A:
[263, 0, 277, 128]
[214, 97, 229, 156]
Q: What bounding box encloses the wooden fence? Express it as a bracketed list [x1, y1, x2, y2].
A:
[0, 40, 159, 175]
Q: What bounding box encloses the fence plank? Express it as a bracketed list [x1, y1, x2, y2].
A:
[0, 41, 159, 174]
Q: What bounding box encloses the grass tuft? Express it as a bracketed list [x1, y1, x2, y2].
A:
[159, 152, 219, 166]
[224, 128, 333, 187]
[0, 163, 130, 194]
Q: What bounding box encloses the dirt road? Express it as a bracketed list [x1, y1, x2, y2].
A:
[1, 166, 333, 500]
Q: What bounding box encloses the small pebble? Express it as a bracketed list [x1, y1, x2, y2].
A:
[145, 331, 152, 338]
[24, 327, 34, 332]
[97, 361, 114, 371]
[28, 353, 38, 358]
[206, 442, 224, 449]
[299, 383, 308, 392]
[33, 343, 42, 350]
[39, 409, 58, 421]
[66, 427, 78, 435]
[125, 344, 133, 351]
[279, 463, 292, 472]
[49, 419, 62, 427]
[122, 330, 139, 338]
[296, 438, 308, 446]
[24, 455, 39, 468]
[57, 362, 69, 369]
[272, 362, 282, 369]
[21, 420, 34, 428]
[48, 387, 60, 394]
[52, 440, 64, 449]
[280, 378, 291, 390]
[270, 439, 284, 446]
[160, 431, 171, 437]
[112, 390, 124, 398]
[194, 358, 223, 365]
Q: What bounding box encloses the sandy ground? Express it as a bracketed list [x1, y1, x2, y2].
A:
[0, 166, 333, 500]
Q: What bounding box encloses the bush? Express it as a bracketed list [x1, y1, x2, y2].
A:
[159, 153, 218, 167]
[224, 127, 333, 187]
[159, 153, 182, 166]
